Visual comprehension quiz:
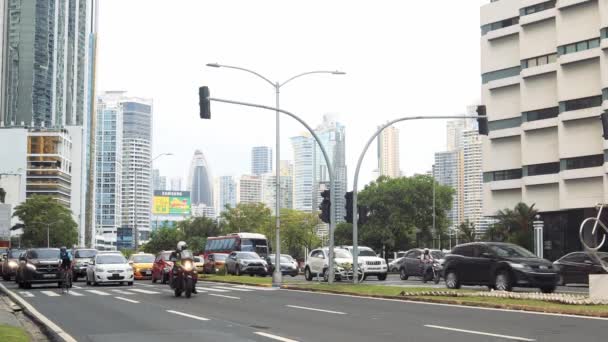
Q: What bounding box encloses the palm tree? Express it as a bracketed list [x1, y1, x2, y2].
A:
[493, 202, 538, 250]
[458, 220, 477, 243]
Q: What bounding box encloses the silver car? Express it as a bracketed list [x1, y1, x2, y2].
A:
[225, 252, 268, 276]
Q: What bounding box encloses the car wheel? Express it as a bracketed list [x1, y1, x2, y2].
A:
[161, 271, 168, 284]
[24, 282, 31, 289]
[377, 273, 387, 281]
[304, 267, 313, 281]
[73, 275, 78, 283]
[445, 270, 461, 289]
[128, 282, 134, 286]
[86, 274, 91, 286]
[399, 268, 409, 280]
[152, 273, 157, 283]
[540, 286, 556, 294]
[235, 265, 241, 276]
[2, 274, 10, 281]
[494, 271, 512, 292]
[323, 269, 329, 282]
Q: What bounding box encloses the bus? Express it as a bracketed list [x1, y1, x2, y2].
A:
[203, 233, 270, 259]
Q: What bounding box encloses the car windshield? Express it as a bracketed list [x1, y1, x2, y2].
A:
[97, 255, 126, 264]
[213, 254, 227, 261]
[280, 256, 292, 263]
[132, 255, 154, 263]
[30, 249, 60, 259]
[431, 251, 444, 259]
[238, 252, 260, 259]
[8, 249, 24, 258]
[333, 249, 352, 259]
[75, 250, 97, 258]
[358, 249, 376, 257]
[489, 244, 536, 258]
[193, 256, 202, 262]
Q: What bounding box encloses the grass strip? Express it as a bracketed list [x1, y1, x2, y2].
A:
[199, 274, 273, 286]
[0, 324, 29, 342]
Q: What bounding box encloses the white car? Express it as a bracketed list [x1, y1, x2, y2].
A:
[341, 246, 388, 280]
[304, 247, 362, 282]
[86, 253, 134, 286]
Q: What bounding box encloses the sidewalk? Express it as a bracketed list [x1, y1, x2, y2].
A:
[0, 294, 22, 329]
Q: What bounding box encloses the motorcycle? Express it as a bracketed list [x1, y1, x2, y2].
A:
[421, 259, 441, 284]
[169, 251, 197, 298]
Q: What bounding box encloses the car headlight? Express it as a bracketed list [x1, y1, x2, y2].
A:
[126, 267, 133, 272]
[240, 260, 249, 265]
[552, 263, 560, 271]
[509, 263, 530, 270]
[26, 263, 36, 270]
[95, 267, 104, 272]
[8, 260, 18, 268]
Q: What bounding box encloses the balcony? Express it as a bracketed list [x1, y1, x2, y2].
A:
[486, 75, 521, 90]
[522, 117, 558, 131]
[486, 24, 520, 41]
[523, 173, 560, 186]
[557, 0, 594, 10]
[489, 126, 522, 139]
[559, 106, 603, 122]
[520, 8, 557, 26]
[490, 178, 523, 191]
[558, 48, 600, 66]
[521, 62, 557, 78]
[561, 166, 604, 180]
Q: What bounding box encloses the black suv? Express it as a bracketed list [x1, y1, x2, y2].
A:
[16, 248, 64, 289]
[443, 242, 558, 293]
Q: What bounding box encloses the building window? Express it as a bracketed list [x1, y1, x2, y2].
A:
[487, 117, 521, 131]
[520, 0, 556, 16]
[481, 17, 520, 35]
[557, 37, 601, 56]
[483, 169, 522, 182]
[521, 53, 557, 69]
[559, 95, 602, 112]
[522, 106, 559, 122]
[481, 66, 521, 84]
[562, 154, 604, 170]
[602, 28, 608, 40]
[524, 162, 560, 176]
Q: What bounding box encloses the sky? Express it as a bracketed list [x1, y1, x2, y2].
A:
[96, 0, 487, 189]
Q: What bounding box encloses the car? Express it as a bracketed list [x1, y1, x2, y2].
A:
[340, 246, 388, 280]
[443, 242, 559, 293]
[225, 252, 268, 276]
[396, 248, 444, 281]
[553, 252, 608, 286]
[1, 249, 25, 281]
[72, 248, 97, 282]
[193, 255, 205, 274]
[388, 257, 404, 272]
[304, 247, 361, 282]
[151, 251, 174, 284]
[266, 254, 299, 277]
[86, 253, 134, 286]
[128, 252, 155, 280]
[15, 248, 65, 289]
[203, 253, 228, 274]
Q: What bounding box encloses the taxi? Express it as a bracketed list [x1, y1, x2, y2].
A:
[128, 252, 155, 280]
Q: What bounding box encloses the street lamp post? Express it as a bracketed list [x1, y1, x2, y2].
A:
[206, 63, 344, 287]
[351, 115, 484, 284]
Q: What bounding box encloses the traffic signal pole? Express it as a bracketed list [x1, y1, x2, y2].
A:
[205, 95, 338, 284]
[351, 115, 486, 284]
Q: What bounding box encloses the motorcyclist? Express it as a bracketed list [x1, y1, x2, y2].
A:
[170, 241, 197, 294]
[419, 248, 434, 276]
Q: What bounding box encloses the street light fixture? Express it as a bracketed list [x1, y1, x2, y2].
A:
[206, 63, 345, 287]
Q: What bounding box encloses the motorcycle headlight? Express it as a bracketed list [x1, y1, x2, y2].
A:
[8, 260, 18, 268]
[26, 263, 36, 270]
[183, 261, 193, 271]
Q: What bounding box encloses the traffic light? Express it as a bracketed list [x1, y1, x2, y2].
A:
[601, 112, 608, 139]
[358, 205, 369, 225]
[344, 191, 353, 223]
[476, 105, 488, 136]
[199, 86, 211, 119]
[319, 190, 331, 224]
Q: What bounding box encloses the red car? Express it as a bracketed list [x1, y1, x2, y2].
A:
[151, 250, 174, 284]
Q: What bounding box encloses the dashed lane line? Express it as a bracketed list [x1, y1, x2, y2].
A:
[209, 294, 240, 300]
[19, 291, 34, 298]
[195, 286, 229, 293]
[210, 286, 252, 292]
[67, 291, 84, 296]
[129, 288, 160, 295]
[111, 289, 136, 295]
[424, 325, 535, 341]
[115, 296, 140, 304]
[166, 310, 209, 321]
[254, 331, 299, 342]
[40, 291, 60, 297]
[85, 290, 111, 296]
[286, 305, 346, 315]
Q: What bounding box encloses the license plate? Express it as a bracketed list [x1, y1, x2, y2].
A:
[145, 271, 151, 275]
[539, 265, 548, 270]
[43, 274, 56, 278]
[112, 273, 119, 278]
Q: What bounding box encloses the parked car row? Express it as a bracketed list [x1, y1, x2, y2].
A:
[303, 246, 388, 282]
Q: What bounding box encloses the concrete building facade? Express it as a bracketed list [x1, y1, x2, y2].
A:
[377, 125, 401, 178]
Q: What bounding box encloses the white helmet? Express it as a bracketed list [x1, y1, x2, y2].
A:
[423, 248, 430, 254]
[177, 241, 187, 251]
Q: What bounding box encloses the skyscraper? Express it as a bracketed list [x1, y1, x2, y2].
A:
[433, 150, 462, 229]
[121, 97, 153, 246]
[188, 150, 213, 206]
[291, 135, 314, 212]
[377, 125, 400, 178]
[169, 177, 182, 191]
[216, 176, 237, 213]
[462, 129, 484, 235]
[237, 175, 261, 204]
[152, 169, 167, 191]
[261, 173, 293, 215]
[251, 146, 273, 176]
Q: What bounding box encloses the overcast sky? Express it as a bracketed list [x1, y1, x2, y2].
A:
[97, 0, 487, 188]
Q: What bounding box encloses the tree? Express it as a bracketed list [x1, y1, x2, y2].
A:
[490, 202, 538, 250]
[457, 220, 477, 243]
[12, 195, 78, 248]
[142, 227, 183, 254]
[357, 175, 453, 253]
[279, 209, 321, 259]
[176, 216, 223, 253]
[220, 203, 272, 236]
[334, 222, 353, 246]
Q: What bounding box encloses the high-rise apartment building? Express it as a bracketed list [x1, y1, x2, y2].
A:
[237, 175, 262, 204]
[261, 172, 293, 214]
[251, 146, 273, 176]
[121, 98, 153, 245]
[433, 151, 462, 229]
[152, 169, 167, 191]
[216, 176, 237, 212]
[480, 0, 608, 258]
[377, 125, 401, 178]
[169, 177, 182, 191]
[188, 150, 213, 206]
[462, 129, 484, 234]
[291, 136, 314, 212]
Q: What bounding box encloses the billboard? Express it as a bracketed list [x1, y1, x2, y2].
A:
[152, 191, 191, 215]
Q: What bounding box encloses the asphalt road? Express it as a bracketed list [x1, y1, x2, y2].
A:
[1, 278, 604, 342]
[285, 273, 590, 294]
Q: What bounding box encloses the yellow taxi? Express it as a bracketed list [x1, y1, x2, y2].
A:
[128, 252, 155, 280]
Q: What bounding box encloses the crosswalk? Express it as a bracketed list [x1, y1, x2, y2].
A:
[15, 282, 272, 299]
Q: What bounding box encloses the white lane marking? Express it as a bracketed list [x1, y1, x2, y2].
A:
[40, 291, 60, 297]
[286, 305, 346, 315]
[166, 310, 209, 321]
[129, 288, 159, 294]
[211, 286, 252, 292]
[134, 283, 155, 287]
[254, 331, 299, 342]
[209, 293, 240, 300]
[19, 291, 34, 298]
[111, 289, 136, 295]
[71, 285, 83, 289]
[115, 296, 140, 304]
[68, 291, 84, 296]
[425, 325, 535, 341]
[234, 285, 276, 291]
[283, 289, 608, 321]
[196, 286, 229, 292]
[85, 290, 111, 296]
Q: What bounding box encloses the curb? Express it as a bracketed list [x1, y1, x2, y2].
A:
[0, 283, 77, 342]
